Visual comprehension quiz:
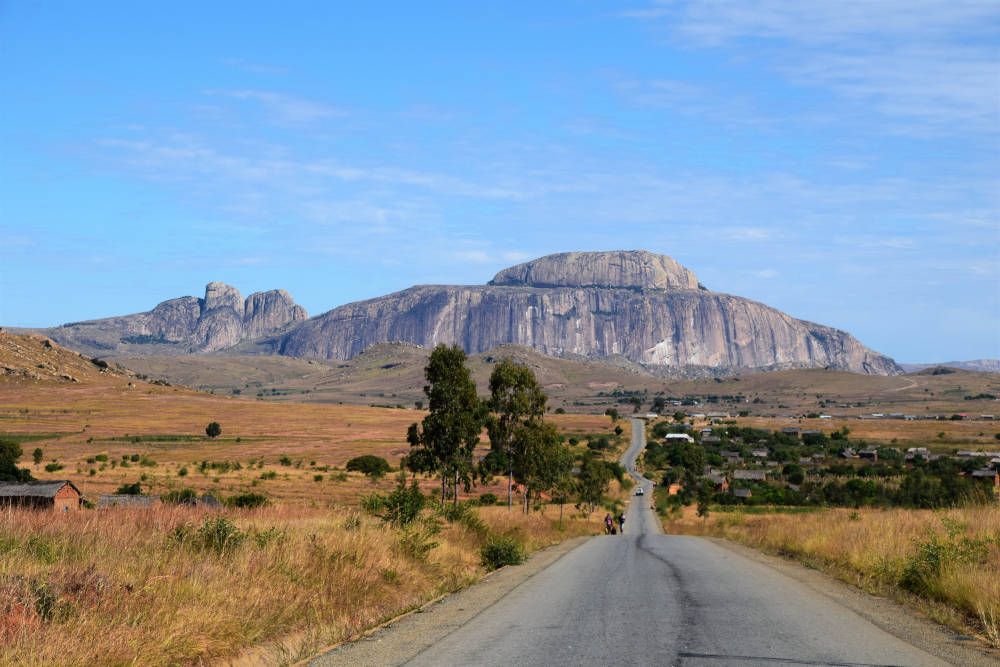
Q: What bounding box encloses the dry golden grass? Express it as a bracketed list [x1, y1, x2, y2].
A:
[0, 370, 614, 505]
[0, 502, 602, 666]
[664, 505, 1000, 647]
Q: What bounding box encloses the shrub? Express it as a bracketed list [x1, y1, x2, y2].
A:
[478, 493, 498, 506]
[900, 520, 994, 596]
[44, 462, 63, 473]
[397, 528, 438, 562]
[259, 471, 277, 480]
[115, 482, 142, 495]
[225, 493, 269, 509]
[197, 517, 245, 554]
[480, 535, 526, 570]
[346, 455, 391, 478]
[382, 480, 426, 526]
[278, 455, 292, 466]
[178, 466, 188, 477]
[205, 422, 222, 438]
[162, 488, 198, 505]
[313, 474, 324, 482]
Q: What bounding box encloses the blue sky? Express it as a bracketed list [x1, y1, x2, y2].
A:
[1, 1, 998, 362]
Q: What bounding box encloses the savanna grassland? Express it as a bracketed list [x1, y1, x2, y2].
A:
[0, 333, 620, 664]
[1, 333, 616, 504]
[1, 503, 601, 666]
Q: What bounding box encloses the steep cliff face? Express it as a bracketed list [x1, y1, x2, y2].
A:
[280, 252, 900, 376]
[41, 283, 307, 356]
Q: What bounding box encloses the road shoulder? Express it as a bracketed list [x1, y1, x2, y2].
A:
[706, 536, 1000, 666]
[306, 534, 593, 666]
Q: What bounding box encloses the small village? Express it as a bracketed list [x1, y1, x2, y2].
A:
[642, 412, 1000, 507]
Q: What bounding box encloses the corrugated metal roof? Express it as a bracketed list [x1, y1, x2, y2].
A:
[0, 480, 78, 498]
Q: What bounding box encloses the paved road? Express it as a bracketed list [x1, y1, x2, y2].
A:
[314, 418, 978, 667]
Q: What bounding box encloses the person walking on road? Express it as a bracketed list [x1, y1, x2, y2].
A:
[617, 513, 625, 535]
[604, 513, 614, 535]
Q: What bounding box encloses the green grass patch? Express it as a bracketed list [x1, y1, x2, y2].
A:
[0, 431, 78, 443]
[711, 504, 825, 515]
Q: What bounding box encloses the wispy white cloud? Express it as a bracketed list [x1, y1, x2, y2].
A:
[719, 226, 779, 242]
[624, 0, 1000, 134]
[206, 89, 346, 124]
[753, 268, 778, 279]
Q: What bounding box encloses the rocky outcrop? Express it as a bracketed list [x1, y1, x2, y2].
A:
[40, 283, 307, 356]
[279, 252, 900, 376]
[490, 250, 700, 290]
[244, 290, 308, 340]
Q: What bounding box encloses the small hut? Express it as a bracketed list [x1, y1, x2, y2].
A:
[0, 480, 81, 511]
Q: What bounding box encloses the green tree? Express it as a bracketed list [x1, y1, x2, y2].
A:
[32, 447, 44, 466]
[605, 407, 620, 422]
[512, 419, 573, 514]
[406, 345, 484, 506]
[0, 439, 32, 482]
[205, 422, 222, 438]
[346, 454, 391, 480]
[485, 358, 547, 510]
[577, 452, 613, 512]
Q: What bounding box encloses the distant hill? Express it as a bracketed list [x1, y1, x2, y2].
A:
[114, 342, 1000, 418]
[0, 330, 132, 384]
[900, 360, 1000, 374]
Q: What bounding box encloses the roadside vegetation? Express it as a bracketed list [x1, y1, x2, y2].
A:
[0, 501, 599, 666]
[663, 505, 1000, 648]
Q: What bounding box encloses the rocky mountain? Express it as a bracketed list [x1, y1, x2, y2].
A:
[37, 282, 306, 356]
[277, 251, 900, 376]
[24, 251, 900, 376]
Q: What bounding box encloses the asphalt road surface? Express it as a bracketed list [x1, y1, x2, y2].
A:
[313, 419, 985, 667]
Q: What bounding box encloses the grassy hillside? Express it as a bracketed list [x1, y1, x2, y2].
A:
[113, 344, 1000, 418]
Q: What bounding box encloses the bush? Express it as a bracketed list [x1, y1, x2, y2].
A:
[346, 455, 391, 478]
[382, 480, 426, 526]
[225, 492, 269, 509]
[44, 462, 64, 473]
[162, 488, 198, 505]
[480, 535, 526, 570]
[205, 422, 222, 438]
[115, 482, 142, 495]
[478, 493, 498, 506]
[900, 520, 994, 595]
[197, 517, 244, 554]
[397, 528, 439, 562]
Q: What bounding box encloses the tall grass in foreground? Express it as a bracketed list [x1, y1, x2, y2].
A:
[0, 504, 598, 665]
[664, 505, 1000, 647]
